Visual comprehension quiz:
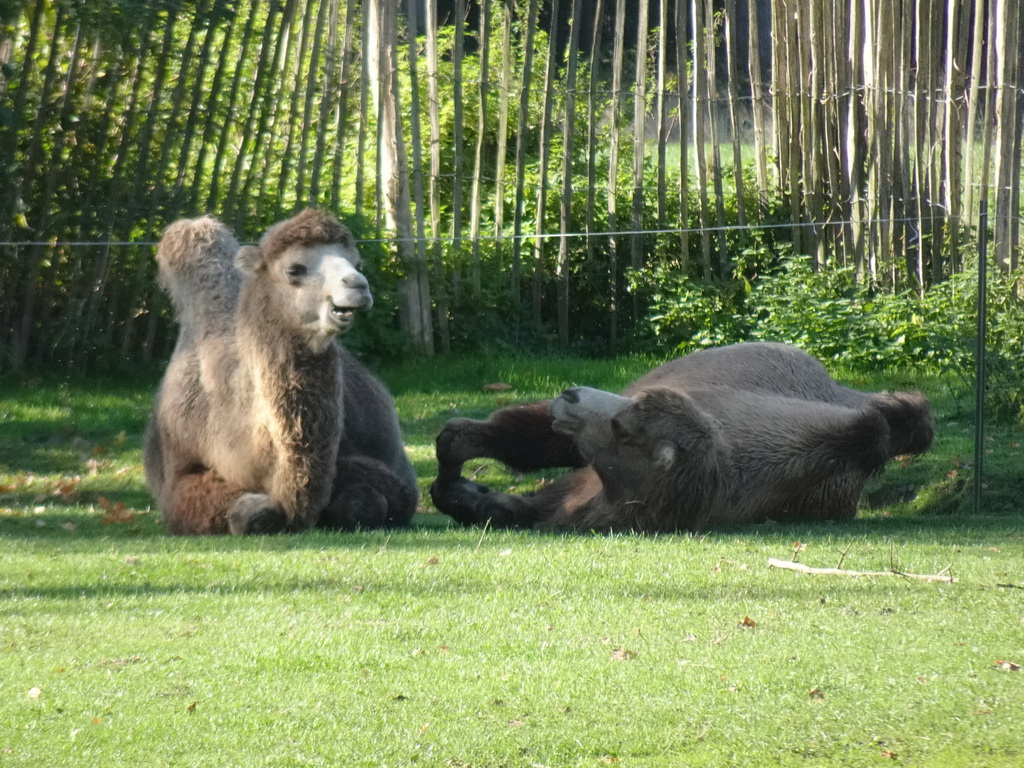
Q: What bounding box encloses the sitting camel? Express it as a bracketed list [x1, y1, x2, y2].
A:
[144, 209, 418, 535]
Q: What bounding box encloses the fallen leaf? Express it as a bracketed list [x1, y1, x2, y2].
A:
[611, 647, 636, 660]
[97, 496, 136, 524]
[27, 687, 41, 699]
[53, 476, 81, 501]
[483, 382, 513, 392]
[808, 687, 825, 701]
[993, 659, 1021, 672]
[91, 717, 102, 725]
[740, 616, 757, 628]
[425, 556, 439, 565]
[0, 475, 34, 493]
[881, 750, 898, 759]
[186, 702, 196, 713]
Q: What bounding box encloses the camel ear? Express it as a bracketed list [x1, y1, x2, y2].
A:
[234, 245, 262, 276]
[653, 440, 677, 469]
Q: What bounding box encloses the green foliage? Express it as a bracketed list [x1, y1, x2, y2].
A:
[631, 251, 1024, 424]
[3, 0, 1022, 378]
[985, 273, 1024, 424]
[628, 265, 752, 350]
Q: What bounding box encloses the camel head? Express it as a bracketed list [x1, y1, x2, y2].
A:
[235, 210, 372, 345]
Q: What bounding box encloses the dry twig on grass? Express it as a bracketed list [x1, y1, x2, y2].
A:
[767, 558, 957, 583]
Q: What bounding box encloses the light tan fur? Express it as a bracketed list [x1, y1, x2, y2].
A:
[144, 209, 417, 535]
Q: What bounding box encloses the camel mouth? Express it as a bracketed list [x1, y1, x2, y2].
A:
[324, 303, 361, 333]
[330, 304, 357, 321]
[548, 396, 582, 435]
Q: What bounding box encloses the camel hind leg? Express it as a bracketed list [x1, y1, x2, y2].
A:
[319, 456, 419, 531]
[871, 391, 934, 457]
[773, 473, 864, 523]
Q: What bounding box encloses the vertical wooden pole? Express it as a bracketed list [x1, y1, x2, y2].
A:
[608, 0, 626, 350]
[425, 0, 451, 351]
[532, 0, 560, 327]
[675, 0, 691, 272]
[630, 0, 649, 296]
[557, 0, 584, 345]
[511, 0, 540, 302]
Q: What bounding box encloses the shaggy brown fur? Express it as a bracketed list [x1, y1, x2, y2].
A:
[258, 208, 354, 255]
[430, 342, 933, 533]
[144, 209, 418, 535]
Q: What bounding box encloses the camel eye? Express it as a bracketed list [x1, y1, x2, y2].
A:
[611, 416, 636, 442]
[284, 263, 307, 280]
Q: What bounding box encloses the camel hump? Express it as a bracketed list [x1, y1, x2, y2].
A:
[155, 216, 243, 338]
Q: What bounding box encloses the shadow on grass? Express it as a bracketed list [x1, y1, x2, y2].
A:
[0, 422, 146, 472]
[0, 508, 460, 544]
[8, 514, 1016, 604]
[0, 567, 937, 607]
[2, 504, 1020, 547]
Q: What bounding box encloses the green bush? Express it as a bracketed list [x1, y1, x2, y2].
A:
[627, 265, 752, 350]
[631, 253, 1024, 424]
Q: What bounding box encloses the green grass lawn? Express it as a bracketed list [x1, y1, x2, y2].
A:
[1, 355, 1022, 767]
